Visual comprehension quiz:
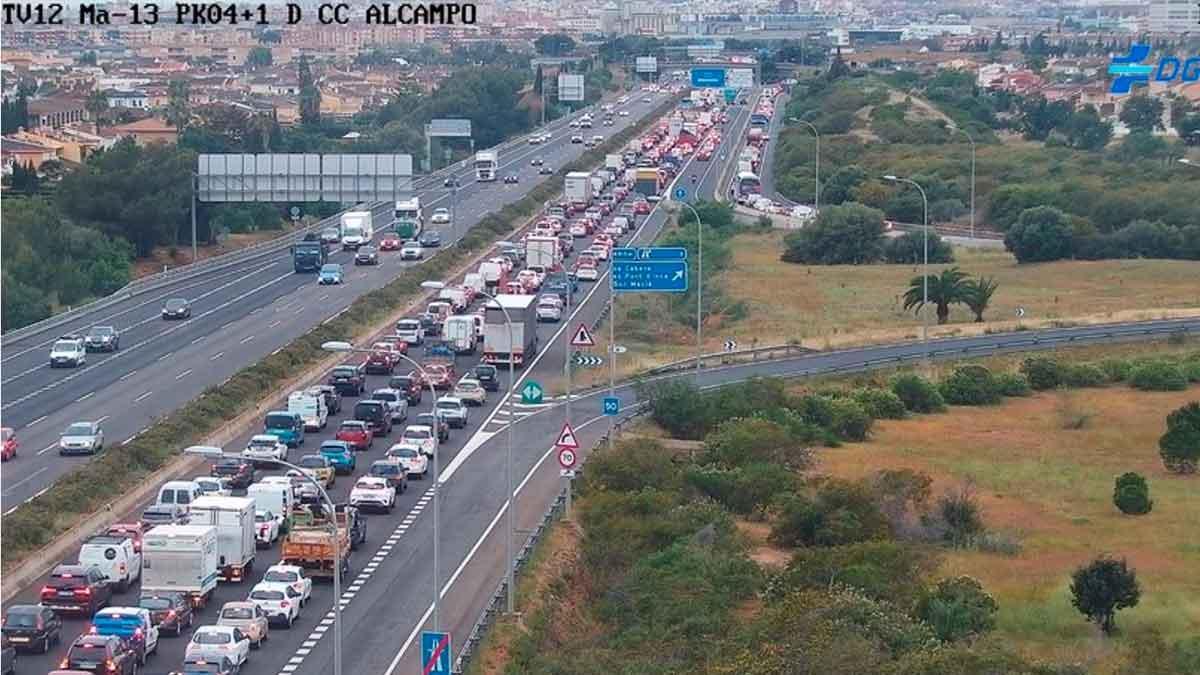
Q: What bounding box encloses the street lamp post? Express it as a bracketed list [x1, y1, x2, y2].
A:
[320, 342, 440, 629]
[882, 175, 930, 363]
[184, 446, 344, 675]
[950, 127, 976, 239]
[788, 118, 820, 213]
[676, 201, 704, 382]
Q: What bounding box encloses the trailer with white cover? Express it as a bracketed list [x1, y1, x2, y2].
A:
[141, 525, 219, 608]
[482, 294, 538, 367]
[187, 496, 256, 582]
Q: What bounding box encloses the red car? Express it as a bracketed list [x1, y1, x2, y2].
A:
[424, 362, 455, 390]
[104, 522, 146, 554]
[634, 201, 651, 215]
[383, 233, 404, 250]
[336, 420, 374, 451]
[1, 427, 16, 461]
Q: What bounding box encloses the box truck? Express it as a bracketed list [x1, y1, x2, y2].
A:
[482, 295, 538, 366]
[188, 496, 256, 582]
[141, 525, 219, 608]
[526, 235, 562, 272]
[443, 315, 479, 354]
[340, 211, 374, 250]
[564, 172, 593, 210]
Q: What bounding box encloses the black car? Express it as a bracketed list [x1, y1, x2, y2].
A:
[354, 245, 380, 265]
[443, 176, 459, 188]
[139, 592, 194, 637]
[211, 457, 256, 489]
[368, 460, 409, 494]
[335, 504, 367, 550]
[353, 400, 392, 436]
[419, 231, 442, 248]
[1, 604, 62, 653]
[416, 412, 450, 443]
[308, 385, 342, 415]
[419, 313, 442, 338]
[39, 564, 112, 615]
[530, 157, 543, 166]
[329, 363, 366, 396]
[388, 374, 423, 405]
[539, 165, 554, 175]
[503, 175, 519, 184]
[84, 325, 120, 352]
[62, 634, 137, 674]
[162, 298, 192, 320]
[0, 636, 13, 675]
[472, 364, 500, 392]
[172, 657, 240, 674]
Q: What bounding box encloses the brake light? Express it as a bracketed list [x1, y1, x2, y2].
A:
[106, 659, 117, 672]
[134, 627, 143, 638]
[40, 585, 54, 596]
[119, 563, 127, 574]
[280, 600, 290, 608]
[60, 659, 69, 668]
[89, 625, 97, 633]
[76, 587, 92, 596]
[167, 610, 177, 619]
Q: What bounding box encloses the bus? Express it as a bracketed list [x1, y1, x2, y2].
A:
[393, 197, 423, 240]
[735, 171, 762, 201]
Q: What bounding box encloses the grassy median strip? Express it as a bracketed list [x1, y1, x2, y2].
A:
[0, 97, 681, 571]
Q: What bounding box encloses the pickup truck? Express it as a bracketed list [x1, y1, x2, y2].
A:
[281, 519, 350, 580]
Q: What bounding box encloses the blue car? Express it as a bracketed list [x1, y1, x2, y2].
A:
[265, 411, 305, 448]
[318, 263, 344, 285]
[319, 440, 357, 474]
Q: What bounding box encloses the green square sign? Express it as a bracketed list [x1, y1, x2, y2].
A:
[520, 381, 544, 405]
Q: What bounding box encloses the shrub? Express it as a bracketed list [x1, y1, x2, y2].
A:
[636, 378, 709, 439]
[852, 387, 907, 419]
[1181, 359, 1200, 383]
[685, 462, 797, 515]
[891, 373, 946, 413]
[828, 398, 873, 441]
[1070, 555, 1141, 635]
[1159, 401, 1200, 474]
[702, 418, 814, 470]
[934, 486, 985, 547]
[586, 439, 681, 493]
[1112, 472, 1153, 515]
[1129, 360, 1189, 391]
[915, 575, 999, 642]
[1020, 356, 1064, 390]
[770, 479, 891, 548]
[763, 541, 939, 607]
[1098, 358, 1134, 383]
[963, 531, 1023, 556]
[995, 372, 1032, 396]
[1062, 363, 1107, 388]
[939, 364, 1002, 406]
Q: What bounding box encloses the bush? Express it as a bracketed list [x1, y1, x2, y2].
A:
[1070, 555, 1141, 635]
[1021, 356, 1064, 390]
[764, 541, 939, 607]
[1129, 361, 1189, 391]
[891, 373, 946, 413]
[828, 398, 873, 441]
[587, 439, 681, 494]
[702, 418, 814, 470]
[852, 387, 907, 419]
[636, 378, 709, 439]
[1113, 472, 1153, 515]
[685, 462, 797, 515]
[1159, 401, 1200, 474]
[1180, 359, 1200, 383]
[995, 372, 1032, 396]
[938, 365, 1002, 406]
[935, 486, 985, 547]
[770, 479, 892, 548]
[915, 575, 999, 642]
[1098, 358, 1134, 383]
[1062, 363, 1107, 388]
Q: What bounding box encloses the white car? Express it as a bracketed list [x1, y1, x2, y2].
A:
[569, 222, 589, 238]
[400, 425, 436, 457]
[570, 135, 583, 144]
[261, 564, 312, 608]
[255, 510, 283, 548]
[386, 444, 429, 478]
[395, 319, 424, 345]
[349, 476, 396, 512]
[401, 242, 424, 260]
[603, 223, 624, 237]
[452, 378, 487, 406]
[430, 208, 451, 224]
[435, 397, 469, 429]
[536, 296, 563, 322]
[49, 335, 87, 368]
[575, 264, 599, 282]
[243, 434, 288, 464]
[260, 475, 303, 501]
[186, 625, 251, 666]
[194, 476, 233, 497]
[283, 470, 321, 502]
[248, 582, 304, 628]
[586, 245, 610, 261]
[619, 110, 630, 116]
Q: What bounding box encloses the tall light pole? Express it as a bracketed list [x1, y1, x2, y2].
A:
[184, 446, 344, 675]
[676, 200, 704, 381]
[883, 175, 930, 362]
[422, 280, 518, 615]
[788, 117, 820, 213]
[949, 126, 976, 239]
[320, 341, 440, 629]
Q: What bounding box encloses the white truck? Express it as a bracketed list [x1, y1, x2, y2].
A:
[564, 172, 593, 209]
[443, 315, 479, 354]
[188, 496, 256, 583]
[482, 294, 538, 367]
[475, 151, 498, 181]
[340, 211, 374, 250]
[606, 154, 622, 171]
[590, 172, 607, 195]
[141, 525, 220, 608]
[438, 286, 469, 313]
[287, 390, 328, 431]
[526, 235, 562, 272]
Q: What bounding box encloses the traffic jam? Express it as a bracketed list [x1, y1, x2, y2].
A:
[0, 88, 729, 675]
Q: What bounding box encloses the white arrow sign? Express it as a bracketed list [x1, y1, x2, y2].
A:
[570, 323, 596, 347]
[555, 422, 580, 449]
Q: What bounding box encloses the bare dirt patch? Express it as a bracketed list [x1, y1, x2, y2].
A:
[735, 519, 791, 570]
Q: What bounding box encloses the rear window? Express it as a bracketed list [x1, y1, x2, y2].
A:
[54, 340, 79, 351]
[397, 320, 420, 330]
[193, 631, 232, 644]
[299, 456, 326, 469]
[70, 642, 111, 655]
[250, 589, 284, 601]
[405, 429, 432, 440]
[265, 414, 296, 428]
[263, 570, 298, 584]
[221, 606, 254, 620]
[332, 367, 357, 378]
[372, 463, 399, 474]
[355, 402, 383, 417]
[140, 597, 172, 610]
[3, 611, 38, 627]
[339, 422, 366, 432]
[49, 571, 87, 587]
[373, 392, 398, 402]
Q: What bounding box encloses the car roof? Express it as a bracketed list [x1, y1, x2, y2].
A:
[356, 476, 388, 486]
[250, 434, 280, 442]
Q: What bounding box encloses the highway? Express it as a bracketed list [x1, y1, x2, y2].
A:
[0, 90, 673, 510]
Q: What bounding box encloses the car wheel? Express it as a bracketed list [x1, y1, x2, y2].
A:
[285, 613, 293, 629]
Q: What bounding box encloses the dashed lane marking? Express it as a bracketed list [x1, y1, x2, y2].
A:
[134, 391, 153, 403]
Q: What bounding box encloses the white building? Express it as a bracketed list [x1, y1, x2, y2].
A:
[1148, 0, 1200, 33]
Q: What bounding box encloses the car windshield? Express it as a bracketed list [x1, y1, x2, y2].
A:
[255, 513, 271, 523]
[332, 367, 357, 377]
[221, 606, 254, 620]
[397, 320, 419, 331]
[89, 326, 113, 336]
[265, 414, 295, 428]
[359, 247, 376, 254]
[320, 443, 347, 454]
[53, 340, 79, 351]
[323, 228, 338, 236]
[214, 459, 241, 470]
[474, 366, 496, 377]
[193, 631, 232, 644]
[457, 381, 478, 390]
[263, 570, 298, 583]
[391, 448, 418, 458]
[143, 508, 174, 521]
[321, 265, 339, 273]
[140, 597, 173, 610]
[65, 423, 93, 436]
[3, 611, 37, 627]
[166, 299, 187, 310]
[373, 392, 397, 402]
[248, 439, 274, 449]
[299, 456, 326, 468]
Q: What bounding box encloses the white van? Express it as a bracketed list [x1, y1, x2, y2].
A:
[462, 273, 485, 297]
[157, 480, 203, 512]
[287, 390, 328, 432]
[80, 535, 142, 592]
[443, 315, 479, 355]
[612, 216, 630, 233]
[247, 482, 294, 532]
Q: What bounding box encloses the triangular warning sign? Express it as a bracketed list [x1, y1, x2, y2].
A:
[555, 422, 580, 449]
[570, 323, 596, 347]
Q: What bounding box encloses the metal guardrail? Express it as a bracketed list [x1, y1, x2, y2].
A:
[643, 343, 816, 376]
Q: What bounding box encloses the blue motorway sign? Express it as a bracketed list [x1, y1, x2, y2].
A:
[613, 247, 688, 261]
[673, 186, 688, 201]
[603, 396, 620, 416]
[690, 67, 726, 88]
[613, 260, 688, 293]
[422, 631, 452, 675]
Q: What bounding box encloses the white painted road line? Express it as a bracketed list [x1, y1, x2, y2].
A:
[157, 353, 172, 361]
[269, 320, 282, 328]
[96, 415, 109, 424]
[191, 336, 204, 344]
[176, 369, 193, 380]
[25, 415, 46, 428]
[134, 391, 153, 403]
[119, 370, 137, 381]
[210, 352, 224, 361]
[37, 443, 56, 456]
[76, 392, 94, 402]
[2, 467, 49, 495]
[121, 435, 139, 446]
[240, 335, 255, 344]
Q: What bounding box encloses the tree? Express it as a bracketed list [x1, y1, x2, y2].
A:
[960, 276, 999, 322]
[1004, 206, 1074, 263]
[1, 94, 29, 134]
[165, 79, 192, 131]
[533, 33, 576, 57]
[6, 162, 40, 193]
[1159, 401, 1200, 474]
[819, 165, 867, 206]
[1018, 96, 1071, 141]
[916, 576, 999, 642]
[1119, 95, 1165, 133]
[903, 266, 967, 325]
[826, 52, 851, 81]
[533, 64, 544, 95]
[297, 55, 321, 126]
[1113, 472, 1153, 515]
[1070, 556, 1141, 635]
[1178, 114, 1200, 145]
[781, 202, 886, 264]
[85, 89, 109, 133]
[0, 272, 51, 331]
[246, 46, 273, 69]
[1064, 104, 1113, 151]
[882, 231, 954, 264]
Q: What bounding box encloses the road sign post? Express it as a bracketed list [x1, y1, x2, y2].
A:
[421, 631, 452, 675]
[556, 424, 579, 518]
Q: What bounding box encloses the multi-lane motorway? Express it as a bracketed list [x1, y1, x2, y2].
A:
[0, 91, 672, 509]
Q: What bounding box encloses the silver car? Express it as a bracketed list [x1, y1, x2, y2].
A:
[370, 388, 410, 422]
[59, 421, 104, 456]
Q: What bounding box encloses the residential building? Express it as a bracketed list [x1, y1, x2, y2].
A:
[27, 96, 88, 129]
[1, 136, 59, 173]
[1148, 0, 1200, 33]
[109, 117, 178, 146]
[106, 90, 149, 109]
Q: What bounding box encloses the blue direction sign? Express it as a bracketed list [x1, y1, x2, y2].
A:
[422, 631, 452, 675]
[603, 396, 620, 416]
[673, 186, 688, 201]
[691, 67, 726, 88]
[612, 260, 688, 293]
[613, 247, 688, 261]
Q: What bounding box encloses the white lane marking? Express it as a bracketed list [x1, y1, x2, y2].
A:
[210, 352, 224, 361]
[37, 443, 57, 456]
[191, 336, 204, 344]
[269, 320, 282, 328]
[25, 415, 46, 428]
[119, 371, 137, 381]
[96, 415, 109, 424]
[76, 392, 94, 402]
[176, 369, 193, 380]
[1, 467, 49, 495]
[121, 435, 139, 446]
[134, 391, 154, 403]
[240, 335, 255, 344]
[157, 353, 172, 361]
[3, 506, 18, 516]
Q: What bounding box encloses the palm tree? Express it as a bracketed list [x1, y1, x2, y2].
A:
[85, 89, 108, 133]
[903, 266, 968, 325]
[961, 276, 1000, 322]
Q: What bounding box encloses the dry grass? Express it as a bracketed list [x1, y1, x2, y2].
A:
[819, 385, 1200, 669]
[131, 229, 294, 279]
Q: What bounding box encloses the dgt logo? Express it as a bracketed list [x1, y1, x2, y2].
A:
[1109, 44, 1200, 94]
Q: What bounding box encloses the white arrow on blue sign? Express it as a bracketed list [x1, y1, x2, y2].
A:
[673, 186, 688, 200]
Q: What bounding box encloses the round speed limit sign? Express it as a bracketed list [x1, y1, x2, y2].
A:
[557, 447, 577, 470]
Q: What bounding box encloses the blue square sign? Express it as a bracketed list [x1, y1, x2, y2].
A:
[603, 397, 620, 416]
[421, 631, 452, 675]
